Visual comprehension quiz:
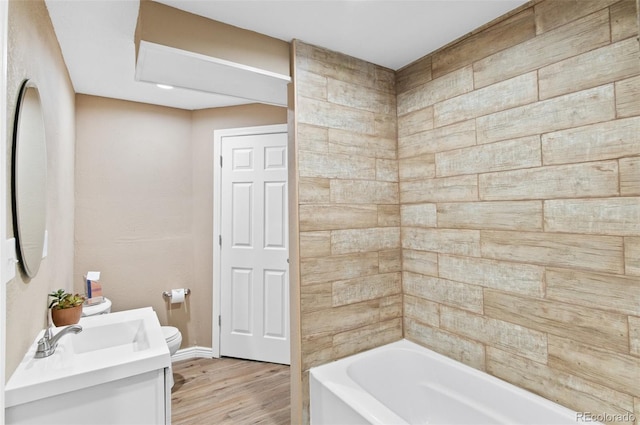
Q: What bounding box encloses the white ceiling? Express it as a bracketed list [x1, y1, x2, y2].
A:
[45, 0, 528, 111]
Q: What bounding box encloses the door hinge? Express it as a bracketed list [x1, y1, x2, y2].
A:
[218, 315, 221, 326]
[220, 155, 223, 167]
[219, 235, 222, 246]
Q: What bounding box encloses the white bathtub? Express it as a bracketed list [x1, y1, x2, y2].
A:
[310, 339, 594, 425]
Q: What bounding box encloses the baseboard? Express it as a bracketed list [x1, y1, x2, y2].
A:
[171, 346, 214, 363]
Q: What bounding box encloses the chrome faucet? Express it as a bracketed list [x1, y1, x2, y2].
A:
[35, 324, 83, 358]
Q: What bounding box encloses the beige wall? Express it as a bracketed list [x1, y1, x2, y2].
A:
[292, 40, 401, 422]
[75, 96, 287, 349]
[5, 0, 75, 377]
[74, 95, 193, 337]
[397, 0, 640, 422]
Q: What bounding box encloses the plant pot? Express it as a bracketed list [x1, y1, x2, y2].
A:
[51, 305, 82, 327]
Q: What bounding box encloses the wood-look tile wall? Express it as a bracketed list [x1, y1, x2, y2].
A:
[293, 40, 402, 421]
[293, 1, 639, 423]
[397, 1, 640, 423]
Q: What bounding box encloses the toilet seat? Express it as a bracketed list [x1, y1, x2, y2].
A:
[162, 326, 180, 343]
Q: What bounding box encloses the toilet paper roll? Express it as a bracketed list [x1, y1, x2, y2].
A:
[170, 288, 185, 304]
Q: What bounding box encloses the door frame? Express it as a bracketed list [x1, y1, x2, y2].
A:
[212, 124, 288, 358]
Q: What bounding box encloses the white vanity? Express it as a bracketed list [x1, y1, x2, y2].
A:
[5, 307, 171, 424]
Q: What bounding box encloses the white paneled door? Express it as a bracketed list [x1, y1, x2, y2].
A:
[219, 128, 289, 365]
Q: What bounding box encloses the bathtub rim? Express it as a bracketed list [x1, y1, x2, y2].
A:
[309, 338, 593, 425]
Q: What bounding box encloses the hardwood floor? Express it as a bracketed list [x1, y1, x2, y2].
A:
[171, 357, 290, 425]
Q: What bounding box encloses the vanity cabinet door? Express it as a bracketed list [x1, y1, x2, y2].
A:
[6, 369, 167, 424]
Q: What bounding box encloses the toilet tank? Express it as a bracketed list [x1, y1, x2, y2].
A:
[82, 298, 112, 316]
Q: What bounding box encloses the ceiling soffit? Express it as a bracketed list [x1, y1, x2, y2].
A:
[134, 1, 291, 106]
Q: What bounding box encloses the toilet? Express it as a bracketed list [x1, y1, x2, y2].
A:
[82, 298, 183, 356]
[162, 326, 182, 357]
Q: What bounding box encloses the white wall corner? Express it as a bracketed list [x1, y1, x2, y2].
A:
[1, 0, 9, 420]
[3, 238, 17, 284]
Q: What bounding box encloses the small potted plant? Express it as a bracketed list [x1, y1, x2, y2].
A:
[48, 289, 85, 326]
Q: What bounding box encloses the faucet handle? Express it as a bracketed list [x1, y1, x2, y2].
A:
[35, 325, 55, 358]
[35, 335, 53, 358]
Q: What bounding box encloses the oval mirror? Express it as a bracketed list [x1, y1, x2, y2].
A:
[12, 80, 47, 278]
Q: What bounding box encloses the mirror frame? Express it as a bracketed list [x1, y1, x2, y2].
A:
[11, 79, 47, 278]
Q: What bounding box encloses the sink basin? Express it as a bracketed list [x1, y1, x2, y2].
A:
[70, 318, 150, 354]
[5, 307, 170, 408]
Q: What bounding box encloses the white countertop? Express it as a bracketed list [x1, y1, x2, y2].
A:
[5, 307, 170, 407]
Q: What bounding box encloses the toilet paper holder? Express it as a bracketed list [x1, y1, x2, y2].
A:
[162, 288, 191, 299]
